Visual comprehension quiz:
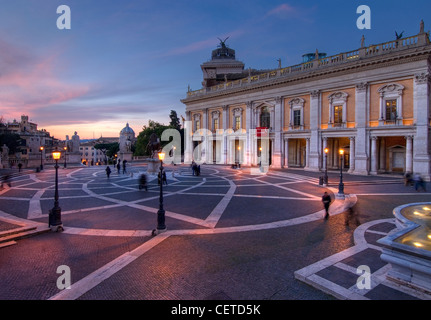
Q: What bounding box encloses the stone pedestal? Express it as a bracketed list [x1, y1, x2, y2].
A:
[119, 152, 133, 162]
[146, 158, 160, 175]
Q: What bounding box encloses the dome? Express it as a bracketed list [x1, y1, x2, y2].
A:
[120, 123, 135, 135]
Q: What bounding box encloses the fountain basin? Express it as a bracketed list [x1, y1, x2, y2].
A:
[378, 203, 431, 294]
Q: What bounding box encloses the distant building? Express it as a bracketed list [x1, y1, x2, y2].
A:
[1, 115, 57, 168]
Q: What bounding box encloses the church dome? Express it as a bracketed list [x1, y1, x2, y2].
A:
[120, 123, 135, 135]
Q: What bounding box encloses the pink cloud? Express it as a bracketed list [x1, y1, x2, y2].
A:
[265, 4, 297, 18]
[0, 38, 89, 120]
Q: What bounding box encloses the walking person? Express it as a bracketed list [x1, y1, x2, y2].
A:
[322, 192, 332, 220]
[105, 166, 111, 179]
[344, 204, 360, 227]
[162, 170, 168, 185]
[122, 160, 127, 174]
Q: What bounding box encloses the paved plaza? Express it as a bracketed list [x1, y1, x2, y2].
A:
[1, 163, 431, 301]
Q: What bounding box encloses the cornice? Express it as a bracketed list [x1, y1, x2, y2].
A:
[182, 46, 431, 105]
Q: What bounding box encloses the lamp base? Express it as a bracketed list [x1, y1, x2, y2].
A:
[152, 228, 167, 236]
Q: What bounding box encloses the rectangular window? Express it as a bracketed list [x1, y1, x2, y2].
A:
[334, 105, 343, 124]
[385, 99, 397, 120]
[235, 116, 241, 130]
[293, 110, 301, 127]
[213, 118, 219, 131]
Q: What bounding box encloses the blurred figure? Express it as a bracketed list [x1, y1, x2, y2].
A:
[404, 172, 413, 186]
[344, 204, 360, 227]
[139, 174, 147, 191]
[413, 173, 427, 192]
[0, 174, 11, 190]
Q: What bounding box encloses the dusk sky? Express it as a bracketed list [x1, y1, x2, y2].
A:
[0, 0, 430, 139]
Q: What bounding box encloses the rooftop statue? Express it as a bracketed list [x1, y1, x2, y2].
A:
[217, 37, 230, 48]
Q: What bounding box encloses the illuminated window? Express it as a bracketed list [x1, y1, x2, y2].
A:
[385, 99, 397, 120]
[213, 118, 219, 131]
[235, 116, 241, 130]
[334, 105, 343, 124]
[328, 92, 348, 128]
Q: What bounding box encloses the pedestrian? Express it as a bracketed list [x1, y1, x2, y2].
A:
[344, 204, 360, 227]
[18, 163, 22, 172]
[105, 166, 111, 179]
[191, 161, 196, 176]
[122, 160, 127, 174]
[414, 173, 427, 192]
[116, 162, 121, 174]
[404, 172, 412, 186]
[322, 192, 331, 220]
[162, 171, 168, 185]
[139, 174, 147, 191]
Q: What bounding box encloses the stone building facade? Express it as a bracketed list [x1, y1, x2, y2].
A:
[181, 22, 431, 179]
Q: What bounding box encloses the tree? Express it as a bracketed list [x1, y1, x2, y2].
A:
[0, 133, 23, 154]
[169, 110, 181, 130]
[94, 142, 119, 161]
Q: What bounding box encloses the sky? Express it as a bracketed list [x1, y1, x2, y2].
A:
[0, 0, 430, 139]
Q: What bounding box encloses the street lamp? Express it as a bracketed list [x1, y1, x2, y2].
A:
[39, 146, 44, 171]
[154, 152, 166, 235]
[338, 149, 345, 197]
[324, 148, 329, 186]
[49, 150, 63, 232]
[63, 146, 67, 168]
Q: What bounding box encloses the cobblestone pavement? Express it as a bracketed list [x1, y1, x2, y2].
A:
[0, 163, 430, 301]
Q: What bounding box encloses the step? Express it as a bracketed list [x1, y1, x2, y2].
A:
[0, 241, 17, 249]
[0, 226, 36, 239]
[0, 225, 50, 244]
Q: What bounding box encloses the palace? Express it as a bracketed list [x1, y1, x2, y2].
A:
[181, 21, 431, 179]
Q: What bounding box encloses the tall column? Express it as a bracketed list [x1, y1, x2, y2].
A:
[246, 101, 253, 166]
[405, 135, 413, 174]
[184, 111, 193, 163]
[370, 136, 378, 175]
[272, 97, 283, 168]
[307, 90, 321, 171]
[322, 137, 328, 171]
[202, 109, 208, 163]
[348, 137, 355, 173]
[354, 82, 370, 175]
[305, 138, 310, 169]
[413, 73, 431, 180]
[379, 138, 386, 173]
[284, 139, 288, 167]
[222, 105, 229, 164]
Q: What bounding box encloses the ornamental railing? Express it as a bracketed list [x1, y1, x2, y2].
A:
[186, 34, 428, 99]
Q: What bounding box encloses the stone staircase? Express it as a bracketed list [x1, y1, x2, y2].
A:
[0, 225, 51, 248]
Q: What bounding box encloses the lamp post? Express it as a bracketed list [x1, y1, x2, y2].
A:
[39, 146, 44, 171]
[63, 146, 67, 169]
[49, 149, 63, 232]
[338, 149, 345, 197]
[324, 148, 329, 186]
[155, 152, 166, 234]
